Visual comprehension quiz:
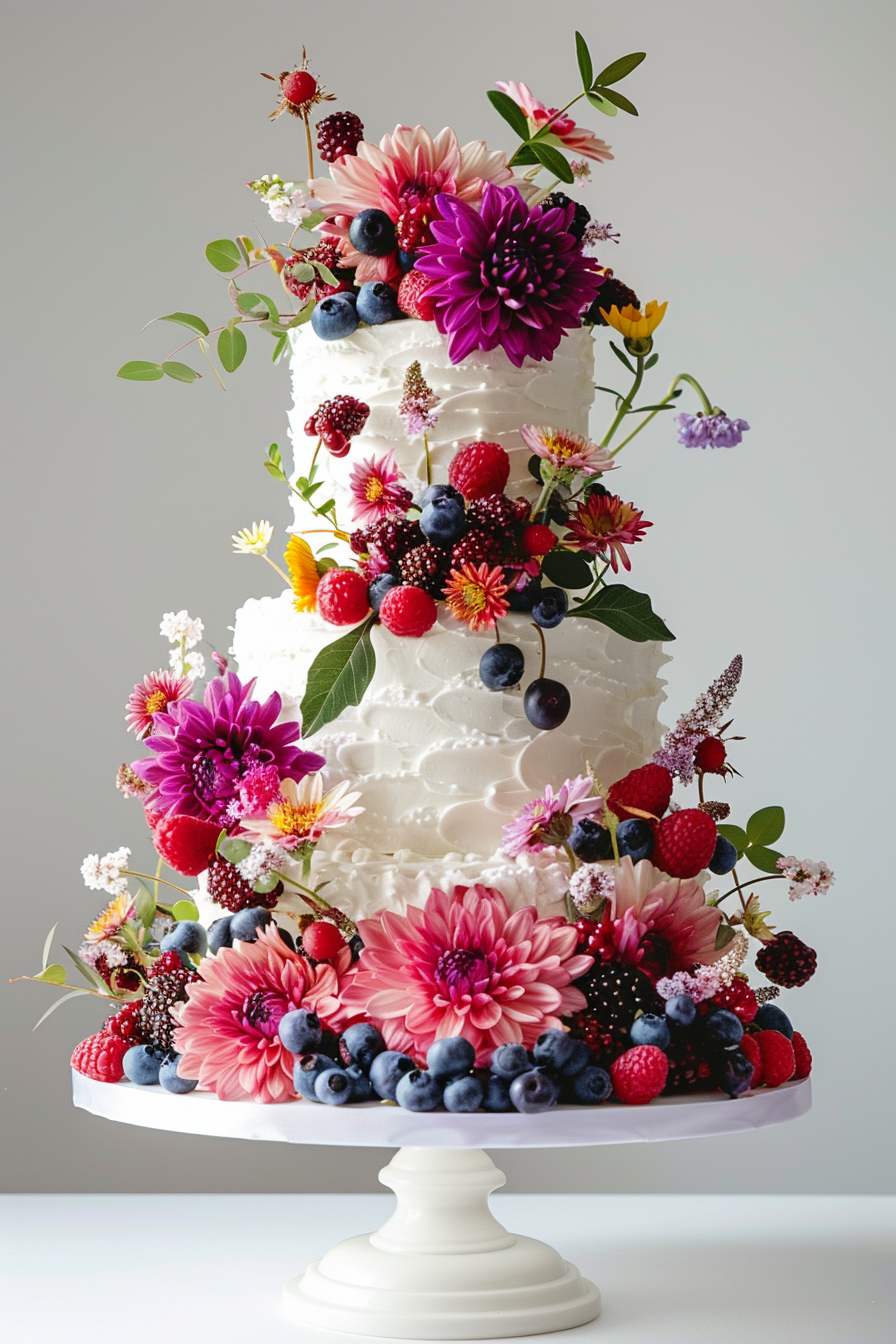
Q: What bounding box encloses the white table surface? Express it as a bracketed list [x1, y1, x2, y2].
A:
[2, 1193, 894, 1341]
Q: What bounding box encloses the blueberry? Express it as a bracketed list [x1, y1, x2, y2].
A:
[531, 588, 568, 629]
[570, 818, 613, 862]
[123, 1045, 163, 1086]
[369, 574, 399, 613]
[311, 292, 359, 341]
[420, 497, 467, 546]
[158, 1053, 198, 1094]
[207, 916, 233, 954]
[395, 1069, 444, 1112]
[532, 1028, 576, 1072]
[665, 994, 697, 1027]
[506, 580, 542, 612]
[427, 1036, 476, 1081]
[709, 835, 738, 875]
[315, 1068, 354, 1105]
[229, 907, 274, 943]
[630, 1013, 671, 1049]
[369, 1050, 416, 1101]
[753, 1004, 793, 1039]
[417, 483, 463, 509]
[356, 281, 400, 325]
[616, 818, 655, 863]
[509, 1068, 560, 1114]
[490, 1043, 531, 1081]
[277, 926, 296, 951]
[294, 1052, 342, 1101]
[348, 208, 397, 257]
[443, 1076, 484, 1113]
[482, 1074, 515, 1112]
[565, 1065, 612, 1105]
[397, 249, 417, 272]
[161, 920, 207, 958]
[479, 643, 525, 690]
[704, 1008, 744, 1048]
[523, 678, 571, 730]
[346, 1064, 375, 1102]
[340, 1023, 386, 1071]
[715, 1050, 755, 1098]
[558, 1039, 592, 1078]
[279, 1008, 323, 1056]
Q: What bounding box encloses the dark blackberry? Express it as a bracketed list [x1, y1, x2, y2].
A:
[368, 517, 423, 561]
[541, 190, 591, 242]
[584, 274, 641, 327]
[349, 528, 371, 556]
[662, 1031, 714, 1095]
[566, 1009, 620, 1064]
[316, 111, 364, 163]
[755, 931, 817, 988]
[577, 962, 662, 1044]
[400, 543, 447, 596]
[449, 529, 503, 569]
[206, 856, 281, 914]
[138, 962, 199, 1053]
[466, 495, 525, 543]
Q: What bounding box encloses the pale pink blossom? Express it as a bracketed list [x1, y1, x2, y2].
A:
[502, 775, 603, 858]
[520, 424, 617, 475]
[776, 856, 834, 901]
[611, 857, 723, 974]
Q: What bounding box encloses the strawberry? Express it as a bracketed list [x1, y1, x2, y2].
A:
[448, 442, 511, 501]
[610, 1045, 669, 1104]
[652, 808, 717, 879]
[755, 1029, 795, 1088]
[606, 763, 673, 823]
[153, 814, 221, 877]
[379, 585, 438, 638]
[317, 569, 371, 626]
[71, 1030, 129, 1083]
[740, 1033, 762, 1088]
[397, 270, 436, 321]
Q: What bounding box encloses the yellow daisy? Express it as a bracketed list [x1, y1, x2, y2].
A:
[285, 535, 320, 613]
[599, 299, 668, 341]
[232, 521, 274, 556]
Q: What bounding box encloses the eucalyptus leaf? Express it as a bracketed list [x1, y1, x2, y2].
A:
[592, 51, 646, 86]
[287, 262, 315, 284]
[487, 89, 531, 140]
[33, 964, 66, 986]
[716, 823, 749, 856]
[585, 91, 618, 118]
[172, 899, 199, 922]
[272, 333, 289, 363]
[531, 142, 575, 183]
[301, 617, 377, 737]
[161, 361, 200, 383]
[714, 923, 736, 952]
[217, 325, 247, 373]
[575, 31, 594, 89]
[746, 806, 786, 847]
[205, 238, 242, 272]
[158, 312, 210, 337]
[63, 946, 111, 995]
[252, 874, 281, 894]
[312, 261, 339, 287]
[593, 85, 639, 116]
[33, 989, 92, 1030]
[540, 549, 593, 590]
[572, 584, 674, 642]
[745, 845, 783, 875]
[298, 210, 327, 232]
[608, 342, 635, 373]
[217, 836, 253, 865]
[134, 882, 156, 929]
[117, 361, 163, 382]
[41, 922, 59, 972]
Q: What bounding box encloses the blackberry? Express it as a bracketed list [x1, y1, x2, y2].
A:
[541, 191, 591, 242]
[585, 274, 641, 327]
[368, 517, 423, 561]
[206, 855, 281, 914]
[139, 962, 199, 1053]
[449, 529, 503, 569]
[466, 494, 526, 542]
[663, 1032, 713, 1095]
[566, 1009, 620, 1064]
[577, 962, 662, 1048]
[316, 111, 364, 163]
[755, 931, 817, 988]
[400, 543, 447, 596]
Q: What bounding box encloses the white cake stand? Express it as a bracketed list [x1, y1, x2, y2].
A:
[73, 1071, 810, 1340]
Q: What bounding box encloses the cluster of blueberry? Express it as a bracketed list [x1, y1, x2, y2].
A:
[310, 210, 410, 340]
[646, 992, 798, 1099]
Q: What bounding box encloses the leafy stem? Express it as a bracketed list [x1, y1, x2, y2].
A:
[599, 356, 644, 449]
[609, 373, 713, 456]
[715, 872, 783, 906]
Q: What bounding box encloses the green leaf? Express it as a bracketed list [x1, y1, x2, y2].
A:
[272, 333, 289, 364]
[297, 210, 327, 232]
[593, 51, 646, 86]
[264, 459, 287, 481]
[238, 292, 279, 318]
[644, 353, 659, 370]
[301, 617, 377, 737]
[33, 964, 66, 985]
[631, 403, 676, 414]
[714, 923, 736, 951]
[217, 325, 247, 373]
[158, 312, 209, 337]
[540, 549, 593, 590]
[117, 360, 163, 382]
[63, 946, 111, 995]
[268, 442, 282, 466]
[252, 874, 281, 894]
[572, 584, 674, 642]
[746, 806, 786, 847]
[509, 145, 539, 166]
[575, 31, 594, 89]
[746, 845, 783, 874]
[217, 836, 252, 865]
[287, 262, 315, 284]
[312, 261, 339, 287]
[487, 89, 531, 140]
[593, 85, 639, 116]
[608, 341, 635, 373]
[585, 90, 618, 118]
[133, 882, 156, 929]
[41, 922, 59, 971]
[594, 385, 625, 399]
[161, 361, 200, 383]
[172, 899, 199, 922]
[531, 141, 575, 183]
[33, 989, 92, 1031]
[716, 823, 749, 856]
[205, 238, 242, 272]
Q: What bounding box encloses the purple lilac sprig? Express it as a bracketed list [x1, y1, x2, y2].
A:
[655, 654, 743, 784]
[675, 412, 750, 449]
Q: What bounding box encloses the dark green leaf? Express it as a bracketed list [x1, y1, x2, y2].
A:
[172, 899, 199, 922]
[746, 845, 783, 874]
[572, 584, 675, 642]
[134, 883, 156, 929]
[527, 453, 543, 482]
[301, 617, 377, 737]
[593, 85, 639, 116]
[609, 341, 635, 373]
[575, 31, 594, 89]
[531, 142, 575, 183]
[161, 360, 200, 383]
[714, 923, 736, 951]
[746, 806, 786, 847]
[644, 353, 659, 369]
[585, 90, 618, 118]
[487, 89, 531, 140]
[158, 312, 209, 337]
[541, 549, 593, 590]
[217, 325, 247, 373]
[272, 333, 289, 364]
[716, 823, 749, 856]
[631, 403, 676, 414]
[509, 145, 539, 166]
[117, 360, 163, 382]
[595, 385, 625, 398]
[312, 261, 339, 287]
[33, 964, 66, 985]
[593, 51, 647, 86]
[205, 238, 242, 272]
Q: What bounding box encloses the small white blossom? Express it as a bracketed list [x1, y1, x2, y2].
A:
[267, 189, 310, 226]
[232, 521, 274, 556]
[237, 842, 288, 886]
[81, 847, 131, 897]
[160, 610, 204, 648]
[169, 647, 205, 680]
[569, 864, 615, 913]
[776, 856, 834, 901]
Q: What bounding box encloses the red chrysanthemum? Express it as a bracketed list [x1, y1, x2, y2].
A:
[443, 562, 510, 631]
[563, 493, 652, 572]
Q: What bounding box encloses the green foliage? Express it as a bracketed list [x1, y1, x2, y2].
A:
[531, 142, 575, 182]
[217, 836, 252, 865]
[63, 945, 111, 995]
[41, 922, 59, 972]
[714, 923, 736, 951]
[217, 324, 247, 373]
[172, 899, 199, 922]
[158, 312, 209, 336]
[575, 31, 594, 89]
[746, 806, 786, 847]
[161, 361, 200, 383]
[585, 91, 618, 118]
[487, 89, 531, 140]
[746, 845, 783, 874]
[205, 238, 242, 273]
[717, 823, 749, 856]
[117, 361, 163, 381]
[540, 549, 593, 590]
[593, 52, 646, 86]
[133, 883, 156, 929]
[717, 810, 785, 873]
[33, 964, 66, 986]
[32, 989, 92, 1031]
[594, 86, 639, 116]
[609, 341, 636, 374]
[572, 584, 674, 642]
[300, 618, 377, 737]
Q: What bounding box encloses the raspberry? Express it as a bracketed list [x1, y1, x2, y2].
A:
[304, 394, 370, 455]
[792, 1031, 812, 1080]
[317, 568, 371, 626]
[152, 950, 185, 978]
[400, 543, 447, 596]
[368, 517, 423, 561]
[153, 814, 221, 877]
[540, 191, 591, 241]
[105, 1002, 145, 1042]
[448, 443, 511, 501]
[379, 585, 438, 638]
[71, 1030, 129, 1083]
[144, 807, 164, 830]
[694, 736, 727, 774]
[755, 931, 817, 989]
[397, 269, 436, 321]
[754, 1030, 795, 1088]
[281, 69, 318, 109]
[652, 809, 718, 879]
[610, 1045, 669, 1104]
[206, 855, 281, 913]
[585, 274, 640, 327]
[607, 763, 674, 824]
[523, 524, 557, 556]
[449, 529, 503, 569]
[283, 241, 349, 307]
[302, 921, 346, 962]
[316, 110, 364, 162]
[740, 1033, 762, 1088]
[712, 979, 758, 1024]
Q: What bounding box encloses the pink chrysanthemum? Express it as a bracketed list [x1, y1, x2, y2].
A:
[173, 927, 351, 1103]
[563, 493, 651, 571]
[502, 776, 603, 858]
[495, 82, 614, 164]
[348, 452, 412, 526]
[520, 425, 617, 475]
[125, 671, 192, 740]
[610, 857, 723, 976]
[341, 885, 591, 1065]
[443, 562, 510, 631]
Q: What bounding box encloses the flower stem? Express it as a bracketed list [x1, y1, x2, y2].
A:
[263, 555, 292, 586]
[599, 356, 644, 449]
[123, 871, 192, 897]
[532, 470, 557, 522]
[423, 431, 432, 486]
[302, 112, 314, 179]
[716, 873, 784, 905]
[309, 438, 322, 475]
[531, 622, 547, 679]
[609, 372, 714, 457]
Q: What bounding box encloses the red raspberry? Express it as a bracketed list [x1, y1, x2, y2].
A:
[792, 1031, 812, 1079]
[71, 1031, 129, 1083]
[448, 443, 511, 501]
[105, 1002, 144, 1042]
[304, 395, 370, 455]
[694, 736, 727, 774]
[610, 1045, 669, 1104]
[281, 69, 317, 109]
[379, 585, 438, 638]
[317, 569, 370, 626]
[144, 808, 164, 830]
[607, 763, 674, 824]
[740, 1033, 762, 1088]
[316, 110, 364, 163]
[755, 1030, 795, 1088]
[652, 809, 718, 879]
[152, 950, 186, 978]
[397, 270, 436, 321]
[153, 814, 221, 877]
[302, 921, 346, 962]
[523, 524, 557, 557]
[712, 979, 758, 1024]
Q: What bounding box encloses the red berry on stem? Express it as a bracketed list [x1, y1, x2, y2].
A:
[282, 70, 317, 109]
[694, 737, 727, 774]
[317, 569, 371, 626]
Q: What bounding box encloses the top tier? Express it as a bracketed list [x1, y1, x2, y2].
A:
[287, 321, 595, 532]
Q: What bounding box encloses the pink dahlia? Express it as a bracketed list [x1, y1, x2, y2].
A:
[310, 125, 517, 285]
[502, 775, 603, 858]
[520, 425, 617, 476]
[563, 492, 652, 572]
[495, 82, 614, 163]
[610, 857, 723, 976]
[173, 927, 351, 1103]
[341, 885, 592, 1066]
[348, 451, 412, 526]
[125, 670, 193, 739]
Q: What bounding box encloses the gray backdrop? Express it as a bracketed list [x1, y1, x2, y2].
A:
[3, 0, 894, 1194]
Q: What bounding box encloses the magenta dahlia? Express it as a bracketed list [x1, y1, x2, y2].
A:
[131, 672, 325, 825]
[341, 885, 592, 1066]
[415, 184, 604, 367]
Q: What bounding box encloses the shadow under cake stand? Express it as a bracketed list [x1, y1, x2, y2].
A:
[73, 1070, 810, 1339]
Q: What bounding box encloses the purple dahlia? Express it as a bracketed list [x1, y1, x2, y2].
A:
[415, 183, 604, 367]
[131, 672, 325, 824]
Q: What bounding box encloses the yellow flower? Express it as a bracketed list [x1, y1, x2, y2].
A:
[599, 299, 668, 341]
[285, 534, 320, 613]
[232, 521, 274, 556]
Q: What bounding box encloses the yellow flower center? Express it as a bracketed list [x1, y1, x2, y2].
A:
[269, 799, 323, 837]
[365, 478, 385, 503]
[144, 690, 169, 715]
[460, 581, 487, 614]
